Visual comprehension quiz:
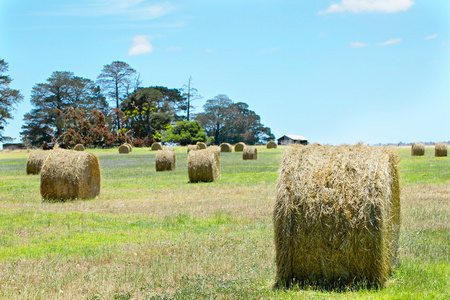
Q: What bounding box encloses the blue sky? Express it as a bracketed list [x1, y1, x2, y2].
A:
[1, 0, 449, 146]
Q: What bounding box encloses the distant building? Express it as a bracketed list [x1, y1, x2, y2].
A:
[277, 135, 308, 146]
[2, 143, 26, 151]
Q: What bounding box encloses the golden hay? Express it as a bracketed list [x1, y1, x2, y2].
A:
[40, 149, 101, 200]
[196, 142, 207, 149]
[26, 151, 50, 174]
[435, 143, 448, 157]
[164, 146, 174, 151]
[151, 142, 163, 151]
[274, 144, 400, 289]
[187, 145, 197, 153]
[220, 143, 232, 152]
[209, 145, 221, 156]
[411, 143, 425, 156]
[188, 148, 220, 182]
[124, 142, 132, 152]
[234, 142, 246, 152]
[243, 146, 257, 160]
[266, 141, 277, 149]
[119, 144, 130, 154]
[74, 144, 85, 151]
[155, 149, 176, 171]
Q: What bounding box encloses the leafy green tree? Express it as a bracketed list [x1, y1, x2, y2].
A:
[0, 58, 23, 142]
[162, 120, 207, 146]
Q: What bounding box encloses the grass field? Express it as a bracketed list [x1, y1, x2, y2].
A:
[0, 145, 448, 299]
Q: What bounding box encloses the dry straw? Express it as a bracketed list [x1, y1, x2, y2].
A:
[274, 143, 400, 289]
[435, 143, 447, 157]
[243, 146, 257, 160]
[234, 142, 246, 152]
[188, 148, 220, 182]
[164, 146, 174, 151]
[187, 145, 197, 153]
[119, 144, 130, 154]
[151, 142, 163, 151]
[220, 143, 232, 152]
[124, 142, 133, 152]
[74, 144, 85, 151]
[155, 149, 176, 171]
[209, 145, 221, 156]
[40, 149, 101, 200]
[196, 142, 207, 149]
[266, 141, 277, 149]
[411, 143, 425, 156]
[26, 151, 50, 174]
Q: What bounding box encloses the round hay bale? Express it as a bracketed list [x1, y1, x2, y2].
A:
[151, 142, 163, 151]
[188, 148, 220, 182]
[187, 145, 197, 153]
[74, 144, 85, 151]
[209, 145, 221, 156]
[243, 146, 257, 160]
[266, 141, 277, 149]
[164, 146, 174, 151]
[220, 143, 232, 152]
[119, 144, 130, 154]
[196, 142, 207, 149]
[411, 143, 425, 156]
[26, 151, 50, 174]
[435, 143, 447, 157]
[274, 144, 400, 289]
[155, 149, 176, 171]
[234, 142, 246, 152]
[124, 142, 132, 152]
[40, 149, 101, 200]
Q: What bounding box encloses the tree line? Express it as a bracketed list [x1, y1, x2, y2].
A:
[1, 59, 274, 147]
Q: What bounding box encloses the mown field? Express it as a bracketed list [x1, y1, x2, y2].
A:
[0, 145, 448, 299]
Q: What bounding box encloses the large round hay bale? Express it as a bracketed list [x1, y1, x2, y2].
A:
[187, 145, 197, 153]
[435, 143, 448, 157]
[119, 144, 130, 154]
[151, 142, 163, 151]
[274, 144, 400, 289]
[40, 149, 101, 200]
[164, 146, 174, 151]
[155, 149, 176, 171]
[234, 142, 246, 152]
[220, 143, 232, 152]
[188, 149, 220, 182]
[124, 142, 132, 152]
[74, 144, 85, 151]
[411, 143, 425, 156]
[243, 146, 257, 160]
[26, 151, 50, 174]
[266, 141, 277, 149]
[196, 142, 207, 149]
[209, 145, 221, 156]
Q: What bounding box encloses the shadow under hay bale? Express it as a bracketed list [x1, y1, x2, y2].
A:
[243, 146, 257, 160]
[40, 149, 101, 200]
[435, 143, 448, 157]
[188, 149, 220, 182]
[273, 144, 400, 290]
[196, 142, 207, 149]
[26, 151, 50, 174]
[220, 143, 232, 152]
[151, 142, 163, 151]
[187, 145, 197, 153]
[411, 143, 425, 156]
[156, 149, 176, 171]
[266, 141, 277, 149]
[74, 144, 85, 151]
[234, 142, 245, 152]
[119, 144, 130, 154]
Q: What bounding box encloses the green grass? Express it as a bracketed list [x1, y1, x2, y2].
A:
[0, 145, 448, 299]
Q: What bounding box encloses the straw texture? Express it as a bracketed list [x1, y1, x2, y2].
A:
[26, 151, 50, 174]
[220, 143, 232, 152]
[119, 144, 130, 154]
[266, 141, 277, 149]
[155, 149, 176, 171]
[188, 149, 220, 182]
[435, 143, 447, 157]
[411, 143, 425, 156]
[234, 142, 245, 152]
[243, 146, 257, 160]
[151, 142, 163, 151]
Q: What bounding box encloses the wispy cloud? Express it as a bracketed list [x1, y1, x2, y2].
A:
[378, 38, 402, 46]
[349, 41, 369, 47]
[425, 33, 438, 40]
[319, 0, 414, 14]
[128, 35, 153, 56]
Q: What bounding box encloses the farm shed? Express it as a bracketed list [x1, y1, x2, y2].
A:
[1, 143, 26, 150]
[277, 135, 308, 146]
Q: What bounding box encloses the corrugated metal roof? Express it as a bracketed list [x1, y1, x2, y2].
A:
[279, 135, 307, 141]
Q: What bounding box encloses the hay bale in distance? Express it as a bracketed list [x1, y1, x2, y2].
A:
[435, 143, 448, 157]
[411, 143, 425, 156]
[196, 142, 207, 149]
[266, 141, 277, 149]
[220, 143, 232, 152]
[187, 145, 197, 153]
[74, 144, 85, 151]
[119, 144, 130, 154]
[124, 142, 132, 152]
[151, 142, 163, 151]
[26, 151, 50, 174]
[155, 149, 176, 171]
[243, 146, 257, 160]
[234, 142, 246, 152]
[274, 144, 400, 289]
[188, 148, 220, 182]
[40, 149, 101, 200]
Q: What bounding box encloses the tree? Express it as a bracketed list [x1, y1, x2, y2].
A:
[180, 76, 202, 121]
[97, 61, 138, 130]
[162, 120, 207, 145]
[0, 58, 23, 142]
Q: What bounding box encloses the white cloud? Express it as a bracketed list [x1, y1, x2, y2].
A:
[349, 41, 369, 47]
[425, 34, 438, 40]
[319, 0, 414, 14]
[128, 35, 153, 56]
[167, 46, 181, 51]
[378, 38, 402, 46]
